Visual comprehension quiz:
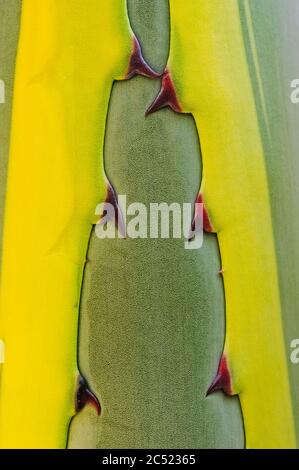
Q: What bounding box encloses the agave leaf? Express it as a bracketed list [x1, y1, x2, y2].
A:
[238, 0, 299, 446]
[68, 0, 244, 449]
[0, 0, 143, 448]
[146, 0, 297, 448]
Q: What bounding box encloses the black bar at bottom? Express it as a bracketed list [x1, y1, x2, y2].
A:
[0, 449, 297, 466]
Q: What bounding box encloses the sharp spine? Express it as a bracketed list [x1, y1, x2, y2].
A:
[206, 354, 233, 396]
[145, 70, 182, 115]
[75, 375, 101, 415]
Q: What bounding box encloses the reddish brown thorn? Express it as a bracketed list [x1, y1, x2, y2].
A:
[75, 375, 101, 415]
[206, 354, 232, 396]
[145, 70, 182, 116]
[190, 192, 213, 236]
[126, 37, 160, 79]
[98, 181, 126, 238]
[218, 268, 224, 275]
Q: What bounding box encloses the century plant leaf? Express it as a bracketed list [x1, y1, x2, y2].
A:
[68, 77, 245, 449]
[2, 0, 296, 450]
[238, 0, 299, 445]
[68, 0, 244, 449]
[147, 0, 296, 448]
[0, 0, 144, 448]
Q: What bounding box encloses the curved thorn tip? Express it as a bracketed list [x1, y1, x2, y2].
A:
[206, 355, 232, 396]
[98, 180, 126, 238]
[75, 375, 101, 415]
[191, 192, 214, 234]
[145, 71, 182, 116]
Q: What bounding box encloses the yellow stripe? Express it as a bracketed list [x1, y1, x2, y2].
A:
[0, 0, 131, 448]
[169, 0, 295, 448]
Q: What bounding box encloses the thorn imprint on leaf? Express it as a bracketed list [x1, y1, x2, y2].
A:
[191, 192, 213, 234]
[75, 375, 101, 415]
[126, 37, 160, 79]
[98, 181, 126, 238]
[206, 354, 232, 396]
[145, 70, 182, 115]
